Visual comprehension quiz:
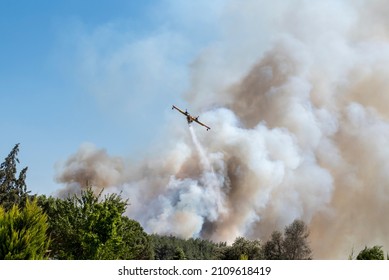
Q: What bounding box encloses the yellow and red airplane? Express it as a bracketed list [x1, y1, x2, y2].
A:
[172, 105, 211, 131]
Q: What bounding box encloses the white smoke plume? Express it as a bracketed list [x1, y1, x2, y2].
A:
[56, 0, 389, 258]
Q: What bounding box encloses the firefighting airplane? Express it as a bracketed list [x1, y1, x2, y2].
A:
[172, 105, 211, 131]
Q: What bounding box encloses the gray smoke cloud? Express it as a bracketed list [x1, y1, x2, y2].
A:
[55, 143, 125, 195]
[56, 0, 389, 258]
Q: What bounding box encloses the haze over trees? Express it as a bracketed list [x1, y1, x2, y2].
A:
[0, 144, 383, 260]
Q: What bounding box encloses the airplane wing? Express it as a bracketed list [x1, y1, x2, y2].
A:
[194, 118, 211, 131]
[172, 105, 188, 116]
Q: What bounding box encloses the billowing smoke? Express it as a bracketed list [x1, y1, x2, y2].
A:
[56, 143, 125, 195]
[56, 0, 389, 258]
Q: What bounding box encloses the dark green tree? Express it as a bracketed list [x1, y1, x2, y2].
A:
[356, 246, 385, 260]
[117, 216, 153, 260]
[151, 235, 181, 260]
[39, 188, 151, 259]
[0, 144, 30, 210]
[182, 238, 226, 260]
[173, 246, 186, 260]
[0, 199, 50, 259]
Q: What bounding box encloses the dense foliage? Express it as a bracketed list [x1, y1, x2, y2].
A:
[356, 246, 385, 260]
[223, 237, 263, 260]
[150, 234, 226, 260]
[0, 199, 50, 259]
[38, 189, 152, 260]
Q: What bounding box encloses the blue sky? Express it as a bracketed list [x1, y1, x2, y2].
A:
[0, 0, 223, 195]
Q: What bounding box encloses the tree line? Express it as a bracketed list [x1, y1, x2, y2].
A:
[0, 144, 386, 260]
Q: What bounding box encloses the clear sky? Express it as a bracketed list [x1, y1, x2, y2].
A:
[0, 0, 222, 195]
